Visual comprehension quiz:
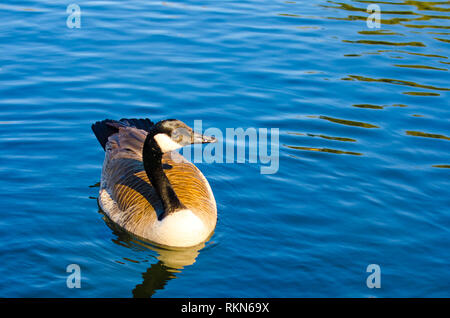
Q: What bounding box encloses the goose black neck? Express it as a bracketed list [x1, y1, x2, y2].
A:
[142, 133, 186, 216]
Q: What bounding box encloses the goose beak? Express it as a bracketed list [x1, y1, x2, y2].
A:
[192, 132, 216, 144]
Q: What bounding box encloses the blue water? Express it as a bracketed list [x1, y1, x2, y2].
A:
[0, 0, 449, 297]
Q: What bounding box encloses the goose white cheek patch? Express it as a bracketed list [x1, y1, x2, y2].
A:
[154, 133, 183, 152]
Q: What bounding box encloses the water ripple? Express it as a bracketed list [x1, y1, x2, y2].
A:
[0, 0, 448, 297]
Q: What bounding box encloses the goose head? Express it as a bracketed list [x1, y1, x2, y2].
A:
[152, 119, 216, 153]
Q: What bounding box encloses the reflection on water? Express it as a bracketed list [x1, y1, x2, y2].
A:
[393, 64, 447, 71]
[319, 115, 379, 129]
[100, 209, 204, 298]
[281, 0, 448, 168]
[433, 164, 450, 169]
[132, 261, 177, 298]
[402, 91, 440, 96]
[406, 131, 450, 140]
[352, 103, 407, 109]
[285, 144, 363, 156]
[376, 49, 446, 58]
[323, 0, 450, 22]
[342, 75, 449, 91]
[288, 131, 357, 142]
[343, 39, 426, 46]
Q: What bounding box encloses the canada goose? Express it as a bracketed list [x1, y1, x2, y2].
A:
[92, 118, 217, 247]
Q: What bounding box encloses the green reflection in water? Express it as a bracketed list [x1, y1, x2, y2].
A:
[285, 144, 363, 156]
[343, 40, 426, 47]
[278, 13, 301, 17]
[353, 104, 384, 109]
[355, 0, 450, 12]
[322, 1, 417, 15]
[406, 131, 450, 140]
[432, 164, 450, 168]
[308, 133, 357, 142]
[322, 0, 450, 32]
[394, 64, 448, 71]
[378, 50, 448, 59]
[403, 91, 440, 96]
[343, 75, 450, 91]
[319, 115, 379, 128]
[402, 24, 450, 29]
[345, 48, 448, 60]
[288, 131, 357, 142]
[358, 30, 405, 35]
[334, 15, 418, 25]
[352, 103, 407, 109]
[435, 37, 450, 43]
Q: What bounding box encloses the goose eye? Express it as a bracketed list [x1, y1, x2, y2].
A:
[171, 127, 190, 143]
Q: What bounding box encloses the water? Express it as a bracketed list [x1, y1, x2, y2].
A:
[0, 0, 449, 297]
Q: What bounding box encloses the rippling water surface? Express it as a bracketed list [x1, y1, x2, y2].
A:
[0, 0, 449, 297]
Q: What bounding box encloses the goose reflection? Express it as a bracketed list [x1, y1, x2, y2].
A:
[99, 209, 209, 298]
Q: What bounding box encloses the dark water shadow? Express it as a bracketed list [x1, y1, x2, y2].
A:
[98, 207, 208, 298]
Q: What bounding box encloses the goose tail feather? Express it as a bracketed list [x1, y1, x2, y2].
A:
[92, 118, 155, 150]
